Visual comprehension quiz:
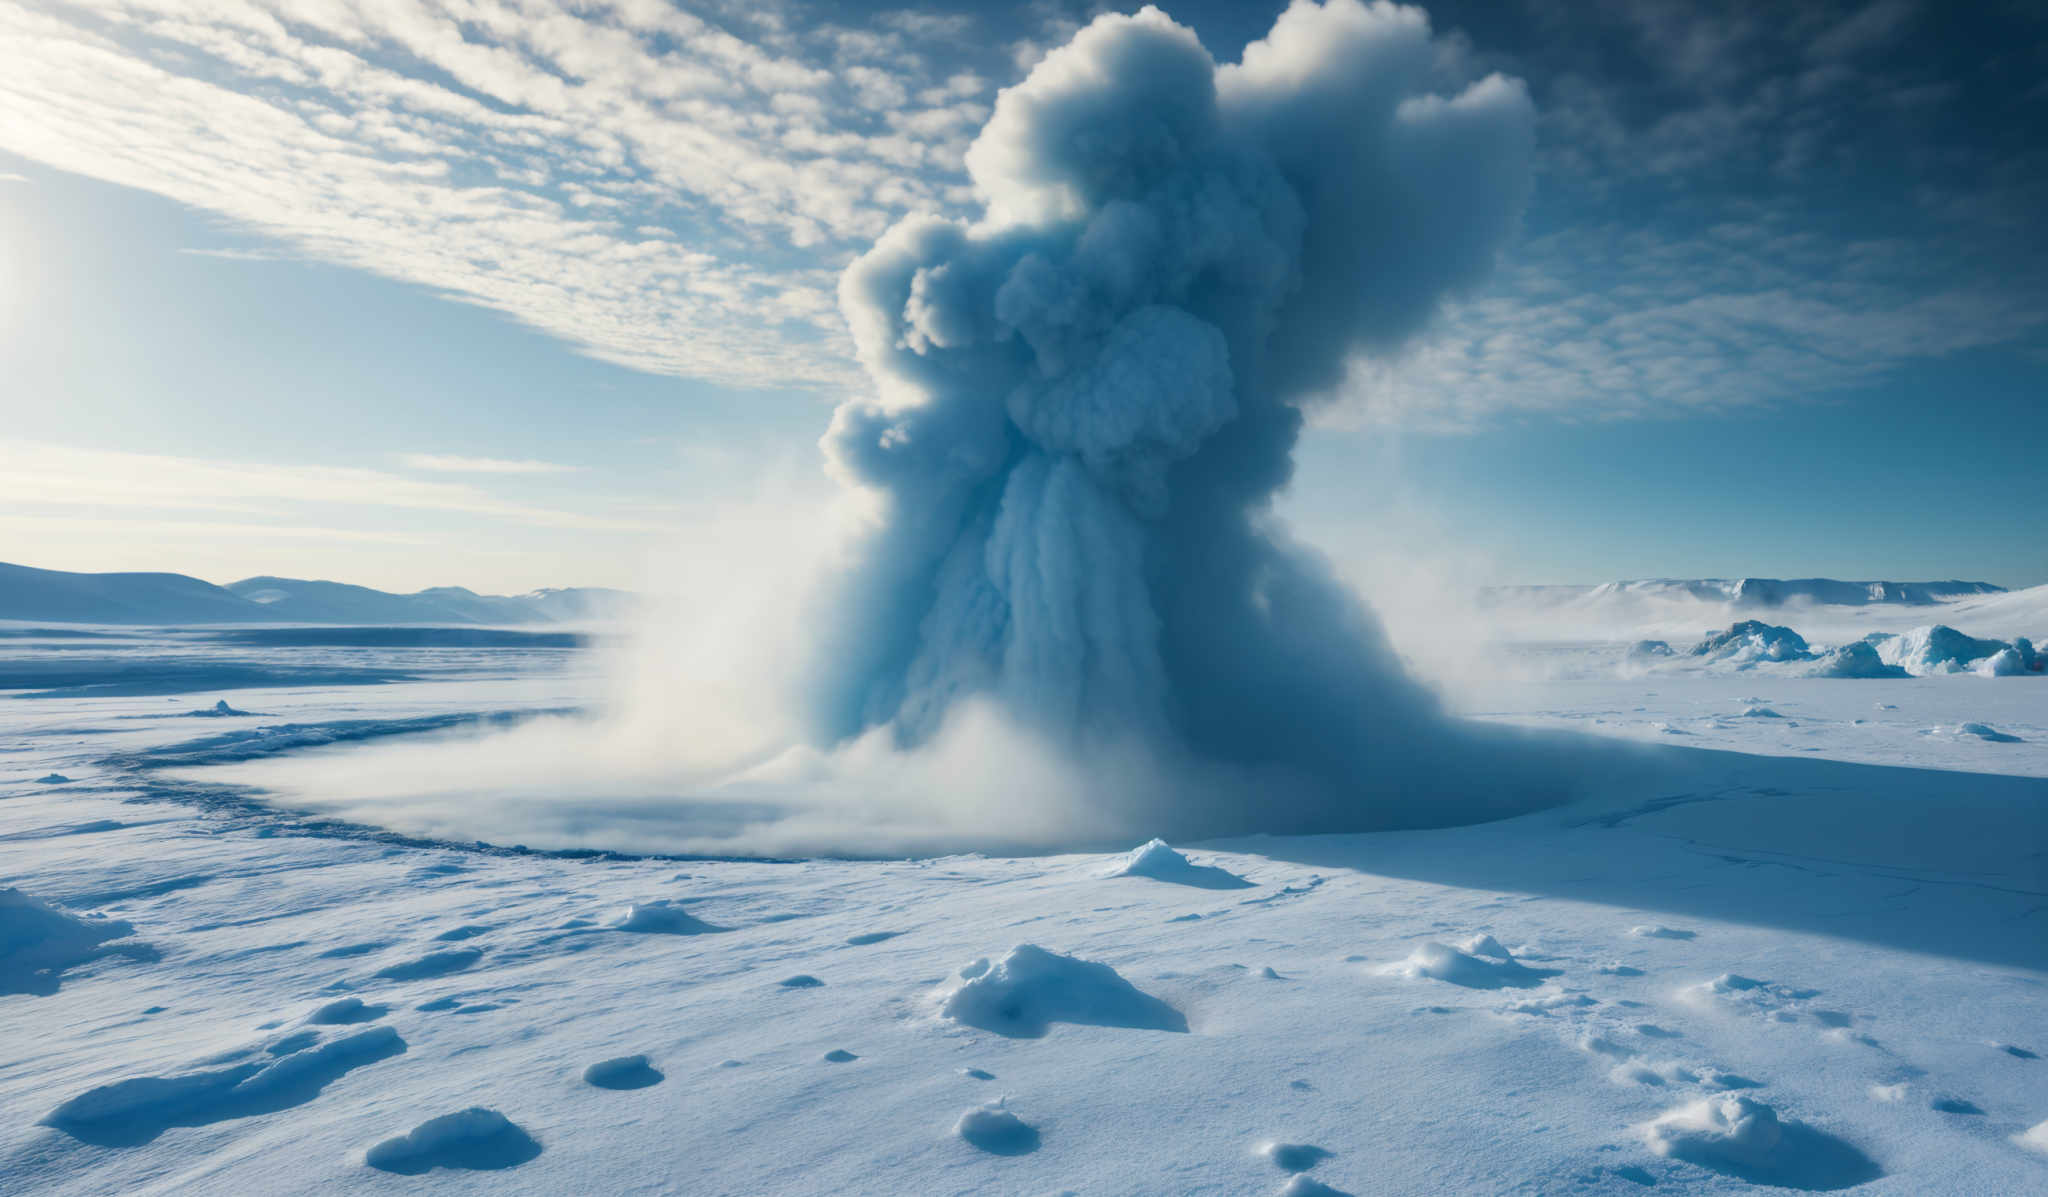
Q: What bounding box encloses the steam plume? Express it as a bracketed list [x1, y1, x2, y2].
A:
[810, 1, 1543, 834]
[179, 3, 1580, 857]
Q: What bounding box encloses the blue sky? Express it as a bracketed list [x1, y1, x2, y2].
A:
[2, 0, 2043, 592]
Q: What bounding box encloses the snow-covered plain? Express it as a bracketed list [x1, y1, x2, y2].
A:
[2, 599, 2044, 1195]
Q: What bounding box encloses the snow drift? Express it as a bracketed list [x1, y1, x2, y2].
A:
[1, 887, 153, 996]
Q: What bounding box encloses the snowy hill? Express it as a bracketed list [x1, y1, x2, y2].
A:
[1933, 583, 2048, 641]
[0, 562, 261, 624]
[0, 562, 631, 626]
[225, 578, 632, 625]
[1470, 577, 2030, 646]
[1483, 578, 2004, 611]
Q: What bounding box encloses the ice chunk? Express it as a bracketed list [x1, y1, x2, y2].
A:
[1806, 641, 1908, 678]
[1876, 625, 2013, 675]
[1692, 621, 1812, 664]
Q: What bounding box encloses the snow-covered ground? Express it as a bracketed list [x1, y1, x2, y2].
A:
[2, 612, 2044, 1195]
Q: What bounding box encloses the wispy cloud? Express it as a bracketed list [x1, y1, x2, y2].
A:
[1, 0, 2038, 431]
[398, 453, 577, 475]
[0, 513, 431, 545]
[0, 0, 1001, 390]
[0, 440, 663, 533]
[1324, 0, 2048, 427]
[176, 247, 285, 262]
[1326, 215, 2048, 429]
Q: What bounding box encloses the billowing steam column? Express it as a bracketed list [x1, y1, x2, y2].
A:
[815, 2, 1548, 835]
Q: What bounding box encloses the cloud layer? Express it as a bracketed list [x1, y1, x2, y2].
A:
[0, 0, 1004, 387]
[5, 0, 2039, 425]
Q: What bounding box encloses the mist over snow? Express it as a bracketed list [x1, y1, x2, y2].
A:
[179, 1, 1616, 857]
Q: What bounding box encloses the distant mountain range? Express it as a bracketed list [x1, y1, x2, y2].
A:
[2, 562, 2012, 628]
[1480, 578, 2005, 609]
[0, 562, 633, 625]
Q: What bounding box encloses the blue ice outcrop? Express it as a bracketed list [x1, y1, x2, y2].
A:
[1868, 626, 2043, 676]
[1804, 641, 1908, 679]
[1691, 621, 1812, 665]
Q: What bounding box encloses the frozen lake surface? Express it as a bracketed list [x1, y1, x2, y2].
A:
[2, 624, 2044, 1194]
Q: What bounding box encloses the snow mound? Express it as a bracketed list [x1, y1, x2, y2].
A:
[1692, 621, 1812, 665]
[45, 1026, 406, 1147]
[188, 699, 255, 717]
[1641, 1095, 1880, 1189]
[1805, 641, 1908, 679]
[304, 997, 385, 1025]
[2018, 1119, 2048, 1155]
[1629, 924, 1695, 940]
[1644, 1095, 1781, 1168]
[365, 1107, 542, 1174]
[373, 948, 481, 981]
[939, 944, 1187, 1038]
[1956, 722, 2021, 743]
[1739, 706, 1783, 718]
[582, 1055, 663, 1090]
[1459, 933, 1510, 959]
[1100, 839, 1253, 889]
[953, 1101, 1039, 1155]
[34, 773, 72, 784]
[1261, 1141, 1333, 1172]
[1385, 940, 1558, 990]
[1278, 1175, 1352, 1196]
[1, 887, 147, 996]
[612, 900, 721, 935]
[1872, 625, 2023, 675]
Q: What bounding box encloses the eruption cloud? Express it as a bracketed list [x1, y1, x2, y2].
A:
[178, 2, 1601, 858]
[809, 2, 1548, 835]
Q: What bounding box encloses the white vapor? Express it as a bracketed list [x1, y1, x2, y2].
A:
[398, 454, 579, 475]
[182, 2, 1614, 858]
